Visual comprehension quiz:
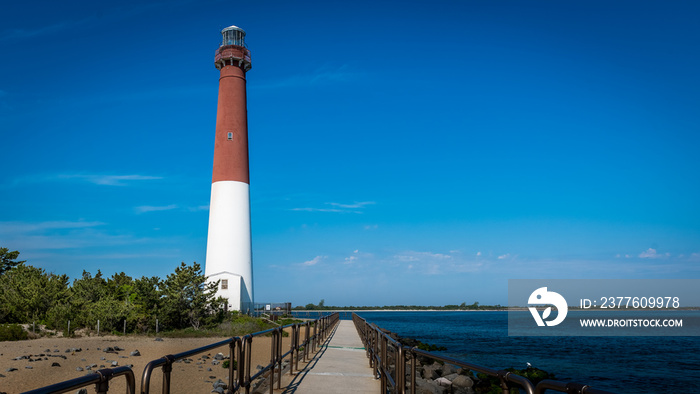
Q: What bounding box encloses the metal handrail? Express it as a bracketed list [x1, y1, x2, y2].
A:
[21, 366, 136, 394]
[140, 337, 236, 394]
[139, 312, 339, 394]
[352, 313, 614, 394]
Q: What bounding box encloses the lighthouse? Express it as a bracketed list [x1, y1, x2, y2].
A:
[205, 25, 254, 314]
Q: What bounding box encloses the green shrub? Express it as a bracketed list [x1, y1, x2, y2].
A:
[0, 324, 28, 341]
[222, 359, 237, 369]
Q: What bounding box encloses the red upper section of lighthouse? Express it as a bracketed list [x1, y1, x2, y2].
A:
[211, 26, 251, 184]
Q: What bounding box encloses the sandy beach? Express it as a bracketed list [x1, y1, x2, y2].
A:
[0, 333, 292, 393]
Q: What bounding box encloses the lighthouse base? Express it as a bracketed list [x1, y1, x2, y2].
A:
[206, 272, 253, 314]
[204, 180, 254, 313]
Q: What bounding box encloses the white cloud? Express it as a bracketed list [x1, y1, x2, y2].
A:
[394, 251, 452, 265]
[497, 253, 511, 260]
[134, 204, 178, 214]
[638, 248, 668, 259]
[291, 201, 376, 214]
[364, 224, 378, 230]
[476, 251, 482, 256]
[344, 249, 360, 264]
[57, 174, 163, 186]
[302, 256, 325, 266]
[327, 201, 375, 209]
[290, 207, 344, 213]
[0, 220, 104, 233]
[0, 220, 142, 251]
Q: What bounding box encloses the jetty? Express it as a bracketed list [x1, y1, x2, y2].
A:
[279, 320, 378, 393]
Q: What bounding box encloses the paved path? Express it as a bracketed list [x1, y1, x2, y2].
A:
[279, 320, 379, 393]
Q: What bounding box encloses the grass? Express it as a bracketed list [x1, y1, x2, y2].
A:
[158, 315, 304, 338]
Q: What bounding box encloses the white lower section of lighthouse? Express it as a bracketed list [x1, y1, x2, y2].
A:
[205, 180, 254, 313]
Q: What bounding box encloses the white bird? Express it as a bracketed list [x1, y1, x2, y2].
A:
[526, 362, 532, 368]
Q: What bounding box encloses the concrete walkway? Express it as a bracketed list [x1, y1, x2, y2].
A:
[279, 320, 379, 393]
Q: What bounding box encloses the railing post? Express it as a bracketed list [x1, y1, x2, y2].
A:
[269, 330, 276, 394]
[397, 345, 405, 394]
[244, 335, 253, 394]
[303, 322, 310, 362]
[228, 339, 237, 390]
[95, 368, 112, 394]
[410, 347, 416, 394]
[289, 324, 297, 376]
[276, 327, 283, 390]
[161, 355, 175, 394]
[380, 332, 387, 391]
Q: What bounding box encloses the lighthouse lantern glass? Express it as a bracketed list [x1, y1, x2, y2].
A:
[221, 26, 246, 47]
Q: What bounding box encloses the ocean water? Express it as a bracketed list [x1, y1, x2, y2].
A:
[295, 311, 700, 393]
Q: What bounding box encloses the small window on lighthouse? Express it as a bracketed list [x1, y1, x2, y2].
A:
[227, 132, 233, 141]
[221, 279, 228, 290]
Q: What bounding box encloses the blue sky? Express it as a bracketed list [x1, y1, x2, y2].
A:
[1, 0, 699, 306]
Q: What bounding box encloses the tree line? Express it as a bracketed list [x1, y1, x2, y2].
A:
[0, 247, 226, 334]
[297, 299, 506, 310]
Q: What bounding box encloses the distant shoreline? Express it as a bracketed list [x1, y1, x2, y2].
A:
[293, 308, 699, 312]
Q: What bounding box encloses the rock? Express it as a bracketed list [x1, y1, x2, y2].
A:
[111, 361, 118, 367]
[443, 373, 459, 381]
[76, 367, 83, 371]
[415, 377, 447, 394]
[77, 389, 88, 394]
[451, 374, 474, 394]
[442, 363, 460, 376]
[211, 360, 220, 365]
[130, 350, 141, 357]
[53, 349, 59, 352]
[25, 366, 33, 369]
[0, 373, 5, 377]
[422, 363, 441, 380]
[213, 379, 227, 389]
[435, 377, 452, 387]
[6, 368, 17, 372]
[114, 346, 123, 351]
[155, 337, 163, 341]
[214, 353, 224, 360]
[51, 363, 61, 367]
[211, 388, 224, 394]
